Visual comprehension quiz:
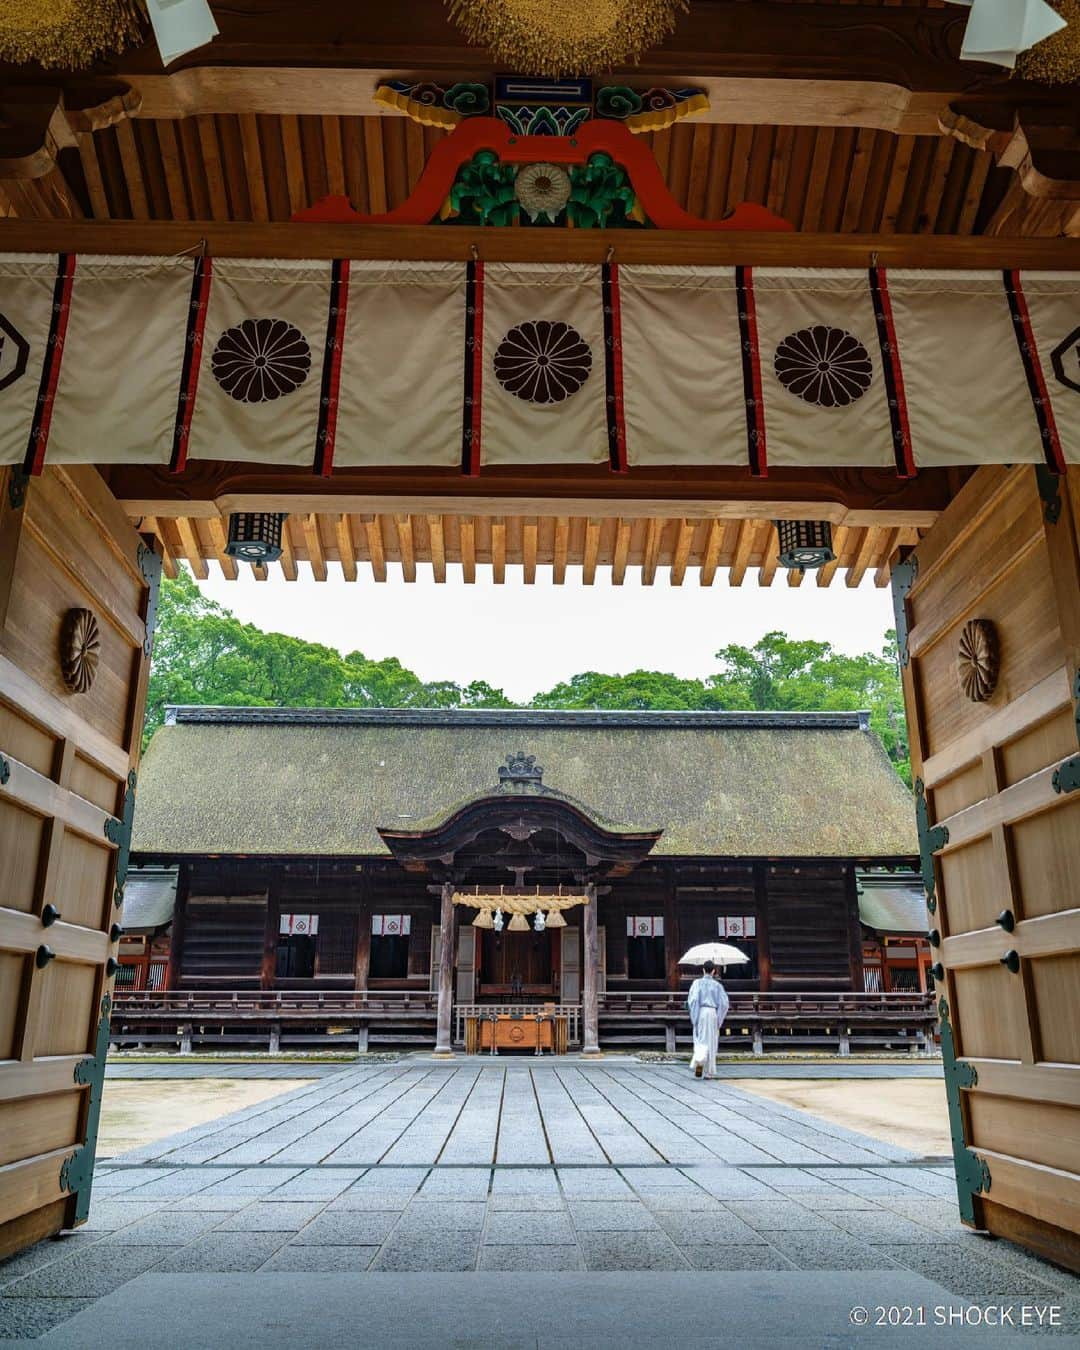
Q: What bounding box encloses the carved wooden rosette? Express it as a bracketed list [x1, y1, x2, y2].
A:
[957, 618, 999, 703]
[60, 607, 101, 693]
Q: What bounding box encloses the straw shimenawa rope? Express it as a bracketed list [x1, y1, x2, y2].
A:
[453, 891, 588, 915]
[445, 0, 687, 76]
[1016, 0, 1079, 84]
[0, 0, 144, 69]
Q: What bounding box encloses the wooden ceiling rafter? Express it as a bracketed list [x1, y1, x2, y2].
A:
[137, 509, 920, 589]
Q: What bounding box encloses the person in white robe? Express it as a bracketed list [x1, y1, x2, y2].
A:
[687, 961, 729, 1080]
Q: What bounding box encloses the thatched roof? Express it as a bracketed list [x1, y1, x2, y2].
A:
[131, 707, 917, 861]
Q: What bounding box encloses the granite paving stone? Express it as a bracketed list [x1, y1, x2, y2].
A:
[638, 1189, 723, 1211]
[685, 1245, 798, 1270]
[653, 1209, 766, 1246]
[568, 1202, 661, 1232]
[98, 1211, 222, 1245]
[488, 1196, 568, 1212]
[829, 1210, 959, 1245]
[681, 1167, 773, 1199]
[578, 1231, 689, 1271]
[395, 1202, 486, 1231]
[264, 1169, 365, 1201]
[256, 1245, 380, 1272]
[153, 1233, 288, 1273]
[418, 1169, 492, 1199]
[489, 1169, 560, 1196]
[371, 1234, 479, 1272]
[723, 1200, 844, 1231]
[879, 1243, 1068, 1298]
[215, 1201, 327, 1231]
[764, 1230, 898, 1271]
[0, 1235, 103, 1291]
[484, 1212, 577, 1245]
[556, 1170, 634, 1200]
[5, 1245, 174, 1298]
[0, 1296, 94, 1339]
[78, 1201, 165, 1231]
[479, 1245, 584, 1271]
[291, 1211, 400, 1245]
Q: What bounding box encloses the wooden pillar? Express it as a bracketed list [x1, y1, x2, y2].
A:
[582, 882, 601, 1055]
[164, 864, 190, 992]
[261, 875, 280, 991]
[753, 863, 771, 991]
[844, 864, 864, 992]
[433, 880, 456, 1057]
[663, 868, 681, 993]
[354, 874, 371, 993]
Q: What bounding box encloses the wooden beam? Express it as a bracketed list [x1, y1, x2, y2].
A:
[335, 512, 358, 581]
[522, 517, 538, 585]
[846, 524, 881, 587]
[108, 461, 953, 525]
[612, 519, 631, 587]
[490, 517, 506, 584]
[641, 518, 661, 586]
[32, 0, 1032, 134]
[4, 220, 1078, 269]
[757, 523, 779, 586]
[427, 513, 446, 583]
[729, 519, 754, 587]
[816, 524, 848, 588]
[460, 517, 476, 583]
[552, 516, 568, 585]
[363, 515, 386, 581]
[174, 516, 208, 580]
[582, 518, 601, 586]
[394, 513, 416, 582]
[279, 515, 299, 580]
[302, 511, 328, 580]
[204, 514, 238, 581]
[699, 519, 722, 587]
[670, 518, 693, 586]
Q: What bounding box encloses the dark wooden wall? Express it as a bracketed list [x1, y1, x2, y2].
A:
[156, 855, 872, 994]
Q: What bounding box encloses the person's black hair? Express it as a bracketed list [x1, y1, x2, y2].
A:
[703, 960, 715, 973]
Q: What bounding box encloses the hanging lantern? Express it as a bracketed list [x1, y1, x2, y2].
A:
[775, 520, 835, 570]
[508, 912, 530, 932]
[225, 512, 287, 563]
[545, 909, 567, 928]
[493, 909, 505, 932]
[472, 909, 494, 929]
[534, 910, 546, 932]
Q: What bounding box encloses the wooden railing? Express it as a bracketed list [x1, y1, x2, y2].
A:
[454, 1003, 581, 1047]
[108, 989, 936, 1056]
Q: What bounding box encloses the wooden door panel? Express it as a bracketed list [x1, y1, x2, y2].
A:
[0, 466, 159, 1260]
[894, 464, 1080, 1272]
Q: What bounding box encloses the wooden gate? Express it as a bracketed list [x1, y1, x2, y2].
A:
[0, 466, 160, 1259]
[893, 465, 1080, 1271]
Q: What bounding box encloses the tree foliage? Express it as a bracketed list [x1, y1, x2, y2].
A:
[145, 575, 909, 782]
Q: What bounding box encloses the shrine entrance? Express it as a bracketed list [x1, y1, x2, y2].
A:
[478, 926, 556, 999]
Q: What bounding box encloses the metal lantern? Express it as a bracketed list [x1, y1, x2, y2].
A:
[545, 909, 566, 928]
[507, 912, 530, 932]
[775, 519, 834, 570]
[225, 512, 287, 562]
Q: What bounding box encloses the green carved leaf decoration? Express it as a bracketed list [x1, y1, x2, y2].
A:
[444, 82, 490, 116]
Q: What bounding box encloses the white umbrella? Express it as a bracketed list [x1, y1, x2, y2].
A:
[678, 942, 749, 967]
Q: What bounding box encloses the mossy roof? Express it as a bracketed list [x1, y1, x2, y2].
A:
[131, 707, 918, 860]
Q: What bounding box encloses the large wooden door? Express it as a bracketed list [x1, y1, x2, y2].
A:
[0, 466, 160, 1258]
[893, 465, 1080, 1270]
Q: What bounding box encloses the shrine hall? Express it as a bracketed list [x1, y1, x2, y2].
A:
[112, 704, 932, 1056]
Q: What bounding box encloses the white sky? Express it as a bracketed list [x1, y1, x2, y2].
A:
[197, 566, 895, 703]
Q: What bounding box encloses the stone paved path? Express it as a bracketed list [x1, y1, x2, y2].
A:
[1, 1063, 1076, 1343]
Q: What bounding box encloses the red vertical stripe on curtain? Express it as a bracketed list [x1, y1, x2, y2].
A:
[24, 253, 77, 476]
